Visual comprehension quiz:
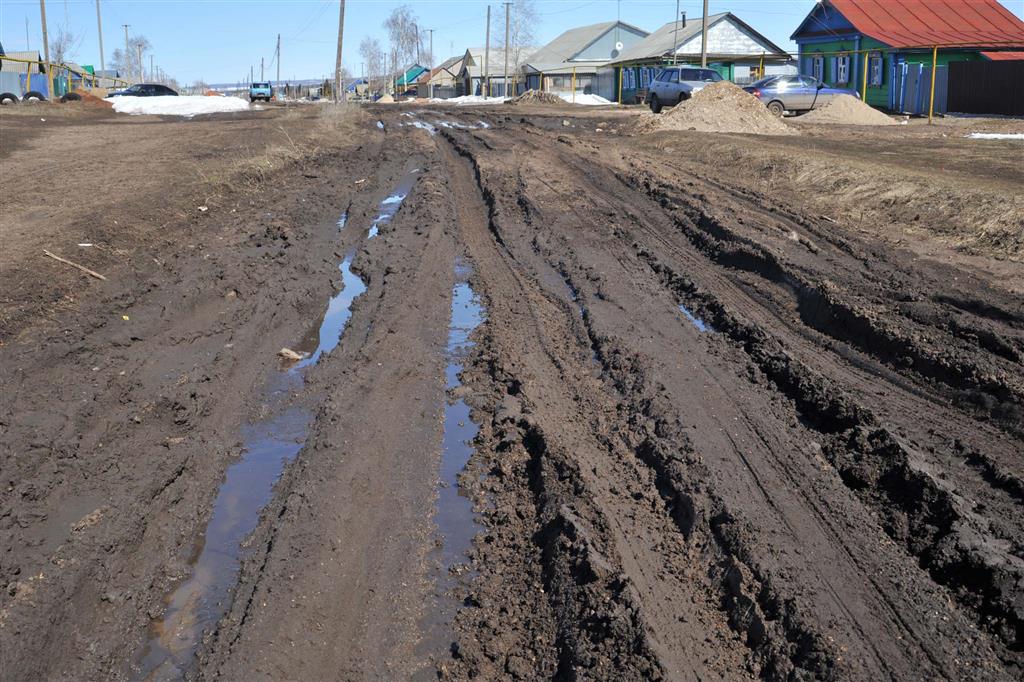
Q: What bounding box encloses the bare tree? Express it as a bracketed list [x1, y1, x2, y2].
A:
[49, 25, 81, 65]
[383, 5, 424, 74]
[360, 36, 385, 94]
[492, 0, 537, 70]
[110, 35, 150, 80]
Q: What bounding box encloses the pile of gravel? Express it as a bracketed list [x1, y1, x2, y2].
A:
[640, 81, 795, 136]
[800, 94, 895, 125]
[509, 89, 565, 106]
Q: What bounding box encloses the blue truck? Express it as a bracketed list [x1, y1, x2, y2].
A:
[249, 82, 272, 102]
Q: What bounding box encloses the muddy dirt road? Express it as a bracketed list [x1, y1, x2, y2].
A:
[1, 103, 1022, 681]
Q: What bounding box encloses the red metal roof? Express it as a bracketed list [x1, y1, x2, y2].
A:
[827, 0, 1024, 48]
[981, 50, 1024, 59]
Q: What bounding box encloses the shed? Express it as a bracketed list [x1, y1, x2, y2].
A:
[791, 0, 1024, 114]
[395, 64, 427, 93]
[610, 13, 791, 103]
[424, 54, 466, 97]
[457, 46, 536, 97]
[521, 21, 649, 98]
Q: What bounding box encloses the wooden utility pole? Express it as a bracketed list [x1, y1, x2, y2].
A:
[136, 43, 143, 81]
[426, 29, 435, 99]
[39, 0, 54, 97]
[150, 55, 154, 83]
[334, 0, 346, 103]
[700, 0, 709, 68]
[503, 2, 510, 98]
[95, 0, 106, 73]
[261, 57, 264, 81]
[122, 24, 130, 81]
[673, 0, 679, 65]
[483, 5, 491, 97]
[276, 33, 281, 91]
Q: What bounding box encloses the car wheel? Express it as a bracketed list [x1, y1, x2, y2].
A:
[767, 100, 785, 117]
[649, 94, 662, 114]
[678, 92, 690, 105]
[60, 92, 82, 103]
[23, 91, 46, 103]
[0, 93, 18, 105]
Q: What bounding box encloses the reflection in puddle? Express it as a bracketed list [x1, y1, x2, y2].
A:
[136, 207, 368, 680]
[295, 250, 367, 368]
[418, 258, 485, 664]
[367, 170, 418, 239]
[679, 304, 713, 333]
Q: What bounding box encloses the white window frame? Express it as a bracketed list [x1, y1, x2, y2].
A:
[868, 53, 883, 86]
[812, 55, 824, 82]
[837, 54, 850, 83]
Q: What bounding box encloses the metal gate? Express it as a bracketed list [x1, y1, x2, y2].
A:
[892, 61, 947, 115]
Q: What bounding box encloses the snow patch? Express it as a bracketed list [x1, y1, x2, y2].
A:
[967, 132, 1024, 140]
[106, 95, 250, 117]
[557, 93, 615, 106]
[429, 95, 507, 106]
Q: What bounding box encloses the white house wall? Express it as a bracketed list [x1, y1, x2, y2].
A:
[676, 18, 769, 55]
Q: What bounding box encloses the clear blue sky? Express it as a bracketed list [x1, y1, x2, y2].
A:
[2, 1, 1022, 84]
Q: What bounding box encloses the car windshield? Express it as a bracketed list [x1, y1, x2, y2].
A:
[679, 68, 722, 82]
[125, 85, 144, 94]
[253, 83, 270, 88]
[750, 76, 781, 88]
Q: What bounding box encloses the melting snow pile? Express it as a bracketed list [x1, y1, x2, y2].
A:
[106, 95, 250, 117]
[430, 95, 507, 106]
[800, 94, 895, 125]
[967, 132, 1024, 140]
[559, 93, 614, 106]
[640, 81, 795, 136]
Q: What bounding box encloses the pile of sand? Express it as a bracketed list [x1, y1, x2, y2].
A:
[800, 94, 895, 125]
[377, 93, 395, 104]
[509, 89, 564, 106]
[63, 89, 113, 108]
[640, 81, 795, 136]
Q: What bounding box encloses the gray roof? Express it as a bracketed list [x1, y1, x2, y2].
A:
[460, 47, 537, 78]
[0, 51, 42, 73]
[611, 14, 730, 64]
[527, 21, 648, 66]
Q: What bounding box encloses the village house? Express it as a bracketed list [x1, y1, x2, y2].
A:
[520, 21, 649, 100]
[609, 12, 792, 103]
[791, 0, 1024, 115]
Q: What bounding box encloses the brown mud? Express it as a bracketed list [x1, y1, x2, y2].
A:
[1, 103, 1021, 681]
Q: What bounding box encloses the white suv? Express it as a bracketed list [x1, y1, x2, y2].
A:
[646, 67, 723, 113]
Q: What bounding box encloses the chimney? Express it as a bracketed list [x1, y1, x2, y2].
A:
[681, 12, 686, 27]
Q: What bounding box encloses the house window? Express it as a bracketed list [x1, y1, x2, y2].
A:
[869, 53, 883, 86]
[812, 54, 824, 82]
[837, 54, 850, 83]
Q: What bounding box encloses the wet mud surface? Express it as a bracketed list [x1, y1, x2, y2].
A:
[1, 104, 1022, 681]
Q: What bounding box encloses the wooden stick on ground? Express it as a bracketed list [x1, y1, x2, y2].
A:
[42, 249, 107, 281]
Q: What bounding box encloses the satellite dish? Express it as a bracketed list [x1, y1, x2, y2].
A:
[615, 41, 624, 51]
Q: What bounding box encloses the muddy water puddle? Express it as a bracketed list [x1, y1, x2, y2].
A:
[368, 169, 419, 239]
[417, 259, 485, 673]
[135, 208, 368, 680]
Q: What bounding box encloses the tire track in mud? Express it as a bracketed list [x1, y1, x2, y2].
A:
[523, 127, 1024, 670]
[438, 132, 759, 680]
[192, 134, 459, 680]
[439, 121, 1019, 679]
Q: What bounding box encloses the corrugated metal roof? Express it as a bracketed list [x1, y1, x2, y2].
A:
[611, 14, 728, 64]
[609, 13, 787, 65]
[982, 50, 1024, 60]
[0, 51, 42, 73]
[527, 21, 649, 66]
[823, 0, 1024, 48]
[461, 47, 537, 78]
